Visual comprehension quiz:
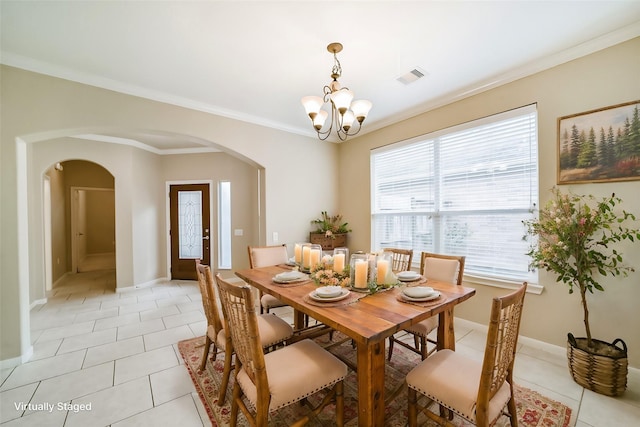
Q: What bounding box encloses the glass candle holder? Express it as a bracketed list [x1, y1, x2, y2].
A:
[300, 243, 312, 271]
[294, 242, 309, 265]
[376, 251, 393, 285]
[309, 244, 323, 271]
[333, 247, 349, 274]
[350, 253, 369, 289]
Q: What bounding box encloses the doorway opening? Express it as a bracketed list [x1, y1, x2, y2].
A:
[71, 187, 116, 273]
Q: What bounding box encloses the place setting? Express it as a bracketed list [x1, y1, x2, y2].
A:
[396, 270, 427, 284]
[271, 270, 310, 286]
[396, 285, 443, 306]
[303, 285, 361, 307]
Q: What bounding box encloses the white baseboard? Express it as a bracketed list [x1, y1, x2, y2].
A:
[29, 298, 47, 310]
[455, 317, 639, 372]
[116, 277, 169, 293]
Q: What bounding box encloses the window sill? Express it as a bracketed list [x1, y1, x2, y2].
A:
[462, 274, 543, 295]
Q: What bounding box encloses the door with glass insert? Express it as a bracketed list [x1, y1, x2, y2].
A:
[169, 184, 211, 280]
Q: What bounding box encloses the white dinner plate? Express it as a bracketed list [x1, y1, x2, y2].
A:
[315, 285, 343, 298]
[397, 271, 422, 282]
[309, 289, 350, 302]
[400, 291, 440, 302]
[273, 271, 307, 283]
[402, 286, 434, 298]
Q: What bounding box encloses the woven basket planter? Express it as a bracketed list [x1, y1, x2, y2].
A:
[567, 333, 627, 397]
[309, 233, 347, 251]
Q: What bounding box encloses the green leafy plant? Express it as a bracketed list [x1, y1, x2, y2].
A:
[311, 211, 351, 237]
[523, 187, 640, 347]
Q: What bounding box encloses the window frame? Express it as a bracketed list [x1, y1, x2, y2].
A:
[217, 180, 232, 270]
[370, 105, 542, 293]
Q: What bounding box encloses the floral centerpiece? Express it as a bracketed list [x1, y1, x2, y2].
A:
[310, 256, 351, 288]
[523, 187, 640, 396]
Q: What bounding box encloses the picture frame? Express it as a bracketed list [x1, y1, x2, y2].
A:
[557, 100, 640, 184]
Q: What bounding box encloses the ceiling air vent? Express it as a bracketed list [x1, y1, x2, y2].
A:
[396, 68, 427, 85]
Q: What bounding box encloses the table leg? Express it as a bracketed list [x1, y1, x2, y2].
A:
[437, 307, 456, 351]
[293, 309, 306, 330]
[356, 340, 386, 426]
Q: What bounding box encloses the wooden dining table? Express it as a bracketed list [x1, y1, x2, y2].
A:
[235, 265, 476, 427]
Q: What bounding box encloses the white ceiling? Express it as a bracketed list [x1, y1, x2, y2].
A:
[2, 1, 640, 147]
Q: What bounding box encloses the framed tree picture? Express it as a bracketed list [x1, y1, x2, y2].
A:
[557, 100, 640, 184]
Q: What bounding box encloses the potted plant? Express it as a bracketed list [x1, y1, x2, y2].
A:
[523, 187, 640, 396]
[310, 211, 351, 250]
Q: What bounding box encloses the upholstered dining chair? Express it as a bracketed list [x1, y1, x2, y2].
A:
[406, 283, 527, 427]
[194, 260, 293, 406]
[247, 245, 290, 314]
[383, 247, 414, 273]
[215, 273, 348, 426]
[388, 251, 466, 361]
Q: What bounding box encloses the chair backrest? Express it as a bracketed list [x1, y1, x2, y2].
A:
[420, 252, 465, 286]
[383, 248, 414, 273]
[195, 260, 224, 335]
[248, 245, 289, 268]
[476, 283, 527, 421]
[214, 273, 269, 396]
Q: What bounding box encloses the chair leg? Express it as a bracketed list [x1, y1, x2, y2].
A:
[507, 396, 518, 427]
[230, 381, 241, 427]
[387, 336, 395, 361]
[420, 336, 427, 360]
[199, 336, 211, 372]
[217, 346, 233, 406]
[408, 387, 418, 427]
[335, 380, 344, 427]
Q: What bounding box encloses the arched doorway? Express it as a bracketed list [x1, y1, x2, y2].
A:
[45, 159, 116, 290]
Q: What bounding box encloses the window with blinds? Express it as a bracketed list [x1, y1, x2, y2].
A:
[371, 105, 538, 283]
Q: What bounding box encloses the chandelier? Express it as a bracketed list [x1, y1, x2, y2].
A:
[301, 42, 372, 141]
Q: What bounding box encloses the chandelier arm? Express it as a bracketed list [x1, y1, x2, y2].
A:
[343, 122, 364, 137]
[314, 111, 335, 140]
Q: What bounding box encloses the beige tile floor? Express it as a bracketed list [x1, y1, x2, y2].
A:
[1, 269, 639, 426]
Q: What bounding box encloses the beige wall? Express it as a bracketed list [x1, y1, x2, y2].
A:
[1, 65, 338, 363]
[160, 152, 259, 272]
[3, 38, 638, 367]
[339, 37, 640, 367]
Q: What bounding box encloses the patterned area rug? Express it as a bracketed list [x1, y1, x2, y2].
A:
[178, 334, 572, 426]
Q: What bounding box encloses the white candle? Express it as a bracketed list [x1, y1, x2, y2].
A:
[302, 246, 311, 269]
[333, 253, 345, 273]
[294, 244, 302, 264]
[377, 259, 390, 285]
[310, 248, 321, 270]
[354, 260, 368, 288]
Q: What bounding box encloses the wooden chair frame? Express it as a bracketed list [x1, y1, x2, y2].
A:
[248, 245, 289, 314]
[195, 260, 233, 405]
[383, 247, 414, 273]
[388, 251, 466, 361]
[408, 283, 527, 427]
[196, 260, 293, 407]
[215, 274, 345, 427]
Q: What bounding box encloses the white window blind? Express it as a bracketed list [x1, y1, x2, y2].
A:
[371, 105, 538, 283]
